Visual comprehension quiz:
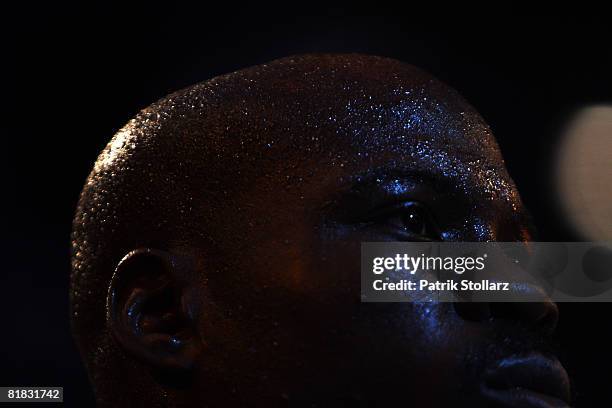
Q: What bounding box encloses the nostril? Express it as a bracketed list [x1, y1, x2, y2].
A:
[489, 301, 559, 333]
[453, 299, 559, 333]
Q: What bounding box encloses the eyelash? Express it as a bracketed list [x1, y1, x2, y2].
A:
[364, 201, 440, 241]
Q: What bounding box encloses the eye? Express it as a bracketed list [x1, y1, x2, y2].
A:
[367, 201, 439, 240]
[400, 202, 429, 235]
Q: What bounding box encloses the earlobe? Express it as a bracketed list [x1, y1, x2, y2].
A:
[107, 249, 202, 373]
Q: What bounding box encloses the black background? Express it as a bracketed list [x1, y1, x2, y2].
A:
[3, 8, 611, 406]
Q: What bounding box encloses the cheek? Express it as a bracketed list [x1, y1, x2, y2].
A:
[253, 239, 362, 311]
[314, 240, 362, 291]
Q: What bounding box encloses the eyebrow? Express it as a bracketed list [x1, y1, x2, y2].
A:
[348, 167, 471, 198]
[345, 165, 534, 229]
[352, 154, 520, 203]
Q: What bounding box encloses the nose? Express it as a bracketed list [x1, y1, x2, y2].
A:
[453, 284, 559, 334]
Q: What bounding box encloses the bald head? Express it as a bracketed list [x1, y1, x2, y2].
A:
[71, 54, 533, 407]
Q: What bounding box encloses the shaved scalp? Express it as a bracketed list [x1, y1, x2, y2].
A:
[71, 54, 505, 386]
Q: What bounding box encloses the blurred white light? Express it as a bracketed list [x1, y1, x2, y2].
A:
[557, 105, 612, 241]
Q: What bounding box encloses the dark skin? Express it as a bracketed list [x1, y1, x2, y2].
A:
[72, 54, 569, 407]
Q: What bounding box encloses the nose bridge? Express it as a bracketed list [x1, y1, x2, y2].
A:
[481, 242, 554, 298]
[485, 242, 534, 282]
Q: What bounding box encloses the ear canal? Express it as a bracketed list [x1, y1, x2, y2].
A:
[107, 249, 202, 373]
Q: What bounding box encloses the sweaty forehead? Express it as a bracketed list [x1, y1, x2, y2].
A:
[141, 53, 501, 152]
[96, 54, 515, 205]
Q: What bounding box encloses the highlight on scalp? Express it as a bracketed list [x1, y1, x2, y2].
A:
[70, 53, 500, 395]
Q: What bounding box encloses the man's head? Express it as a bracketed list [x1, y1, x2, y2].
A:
[71, 54, 568, 407]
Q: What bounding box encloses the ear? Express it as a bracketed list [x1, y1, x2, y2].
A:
[107, 248, 202, 373]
